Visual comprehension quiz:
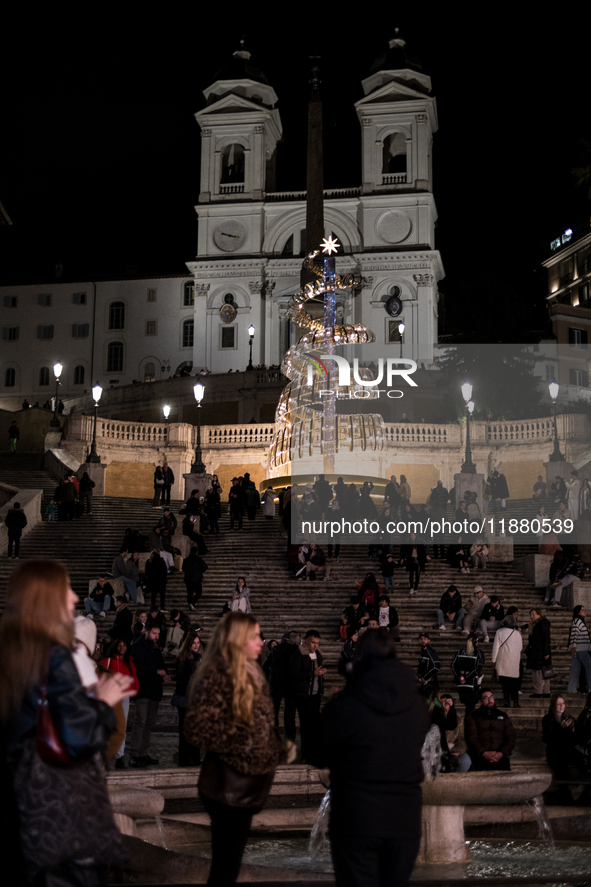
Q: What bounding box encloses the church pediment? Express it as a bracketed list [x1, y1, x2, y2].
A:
[357, 76, 432, 108]
[196, 92, 270, 119]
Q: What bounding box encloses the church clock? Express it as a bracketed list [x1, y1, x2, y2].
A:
[213, 219, 247, 252]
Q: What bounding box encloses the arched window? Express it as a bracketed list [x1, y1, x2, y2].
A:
[144, 362, 156, 382]
[281, 234, 294, 257]
[5, 367, 16, 387]
[382, 132, 407, 174]
[220, 143, 245, 184]
[107, 341, 124, 372]
[39, 366, 50, 386]
[108, 301, 125, 330]
[182, 319, 194, 348]
[74, 365, 85, 385]
[183, 281, 194, 307]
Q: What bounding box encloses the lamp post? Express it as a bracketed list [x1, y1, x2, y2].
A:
[192, 383, 206, 473]
[163, 404, 171, 423]
[247, 324, 255, 371]
[548, 381, 565, 461]
[398, 322, 405, 359]
[50, 362, 63, 427]
[460, 382, 476, 473]
[86, 382, 103, 463]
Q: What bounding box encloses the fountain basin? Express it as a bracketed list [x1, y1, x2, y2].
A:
[421, 771, 552, 806]
[418, 771, 552, 864]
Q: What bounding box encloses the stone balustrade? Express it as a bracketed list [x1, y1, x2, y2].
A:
[203, 424, 276, 447]
[384, 423, 458, 444]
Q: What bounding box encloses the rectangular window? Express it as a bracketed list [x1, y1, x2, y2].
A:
[38, 293, 52, 306]
[221, 326, 235, 349]
[72, 323, 89, 338]
[146, 320, 157, 336]
[183, 283, 194, 307]
[147, 288, 157, 302]
[387, 320, 402, 343]
[72, 292, 87, 305]
[37, 325, 54, 339]
[107, 343, 124, 373]
[182, 319, 194, 348]
[545, 364, 555, 381]
[3, 326, 19, 341]
[569, 368, 589, 387]
[3, 296, 17, 308]
[568, 328, 588, 349]
[580, 283, 590, 305]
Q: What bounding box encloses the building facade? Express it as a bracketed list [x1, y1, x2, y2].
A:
[542, 223, 591, 399]
[0, 35, 444, 410]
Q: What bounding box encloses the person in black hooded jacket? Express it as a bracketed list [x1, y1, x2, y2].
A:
[311, 628, 430, 887]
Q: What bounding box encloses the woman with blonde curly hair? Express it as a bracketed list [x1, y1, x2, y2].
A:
[184, 612, 288, 886]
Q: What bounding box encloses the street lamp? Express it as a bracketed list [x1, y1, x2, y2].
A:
[247, 324, 255, 371]
[192, 382, 206, 473]
[163, 404, 171, 423]
[86, 382, 103, 463]
[50, 362, 63, 427]
[460, 383, 476, 473]
[548, 381, 565, 461]
[398, 321, 405, 359]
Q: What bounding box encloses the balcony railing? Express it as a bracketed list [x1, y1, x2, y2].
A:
[381, 173, 407, 185]
[219, 184, 245, 194]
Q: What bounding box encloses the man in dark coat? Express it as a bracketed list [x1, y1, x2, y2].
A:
[263, 631, 300, 740]
[228, 477, 245, 530]
[417, 632, 440, 687]
[437, 585, 466, 631]
[128, 625, 170, 766]
[526, 608, 552, 697]
[4, 501, 27, 559]
[311, 629, 430, 887]
[290, 630, 326, 763]
[182, 546, 208, 610]
[313, 474, 333, 518]
[465, 687, 516, 770]
[161, 462, 175, 506]
[400, 533, 426, 594]
[108, 596, 133, 644]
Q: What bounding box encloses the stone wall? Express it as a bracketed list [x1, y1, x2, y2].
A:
[0, 407, 56, 453]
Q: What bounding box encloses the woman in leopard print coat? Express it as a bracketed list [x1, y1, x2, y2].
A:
[184, 612, 283, 885]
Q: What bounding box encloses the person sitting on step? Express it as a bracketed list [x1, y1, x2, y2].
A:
[84, 577, 115, 618]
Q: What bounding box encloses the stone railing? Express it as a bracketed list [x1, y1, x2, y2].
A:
[203, 424, 276, 447]
[219, 183, 245, 194]
[384, 423, 460, 444]
[266, 187, 361, 202]
[98, 419, 168, 444]
[256, 370, 285, 384]
[381, 173, 407, 185]
[485, 414, 582, 442]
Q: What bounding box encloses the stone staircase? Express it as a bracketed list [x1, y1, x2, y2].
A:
[0, 457, 584, 747]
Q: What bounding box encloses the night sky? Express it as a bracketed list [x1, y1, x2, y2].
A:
[1, 8, 589, 342]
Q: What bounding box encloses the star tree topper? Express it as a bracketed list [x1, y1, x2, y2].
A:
[321, 235, 340, 255]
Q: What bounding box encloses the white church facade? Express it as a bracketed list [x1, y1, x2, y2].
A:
[0, 35, 444, 410]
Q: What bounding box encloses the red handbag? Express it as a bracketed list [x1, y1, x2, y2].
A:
[37, 680, 76, 767]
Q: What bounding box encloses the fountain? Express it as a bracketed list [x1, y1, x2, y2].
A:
[418, 770, 552, 864]
[413, 724, 552, 864]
